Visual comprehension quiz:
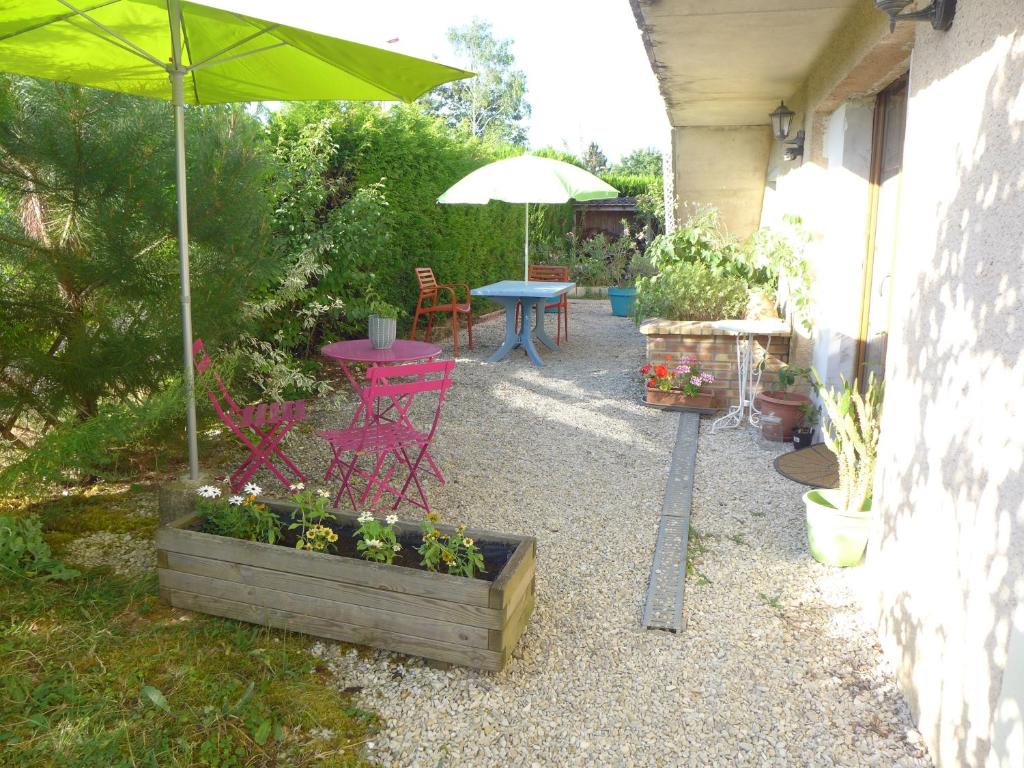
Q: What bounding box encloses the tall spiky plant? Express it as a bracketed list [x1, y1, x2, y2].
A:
[814, 372, 884, 513]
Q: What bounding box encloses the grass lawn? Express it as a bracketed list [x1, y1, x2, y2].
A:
[0, 489, 376, 768]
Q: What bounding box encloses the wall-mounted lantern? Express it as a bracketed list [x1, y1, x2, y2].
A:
[874, 0, 956, 33]
[769, 101, 795, 141]
[783, 130, 805, 162]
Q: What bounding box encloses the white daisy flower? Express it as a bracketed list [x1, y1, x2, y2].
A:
[196, 485, 221, 499]
[228, 495, 244, 506]
[462, 537, 474, 548]
[357, 511, 374, 524]
[290, 482, 305, 492]
[366, 539, 382, 548]
[243, 482, 262, 496]
[385, 514, 398, 525]
[392, 543, 402, 552]
[316, 488, 331, 498]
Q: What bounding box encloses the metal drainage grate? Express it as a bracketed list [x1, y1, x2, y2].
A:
[641, 411, 699, 633]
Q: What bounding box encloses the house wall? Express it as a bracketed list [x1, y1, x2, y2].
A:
[762, 100, 876, 388]
[758, 3, 912, 381]
[671, 126, 771, 238]
[754, 3, 1024, 765]
[657, 1, 1023, 764]
[866, 3, 1024, 766]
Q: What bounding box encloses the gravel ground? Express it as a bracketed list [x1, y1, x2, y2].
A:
[239, 300, 932, 768]
[65, 531, 156, 578]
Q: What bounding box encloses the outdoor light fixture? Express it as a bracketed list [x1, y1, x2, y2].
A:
[874, 0, 956, 32]
[769, 101, 795, 141]
[783, 130, 805, 162]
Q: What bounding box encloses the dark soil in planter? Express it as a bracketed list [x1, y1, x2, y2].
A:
[192, 512, 516, 582]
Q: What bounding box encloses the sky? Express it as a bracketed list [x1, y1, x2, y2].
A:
[201, 0, 670, 163]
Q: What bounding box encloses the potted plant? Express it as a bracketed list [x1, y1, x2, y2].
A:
[608, 244, 653, 318]
[756, 365, 813, 441]
[157, 484, 536, 671]
[803, 373, 883, 567]
[641, 355, 715, 409]
[367, 296, 400, 350]
[792, 402, 819, 449]
[567, 231, 649, 317]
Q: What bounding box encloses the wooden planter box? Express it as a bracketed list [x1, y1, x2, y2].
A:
[156, 502, 535, 672]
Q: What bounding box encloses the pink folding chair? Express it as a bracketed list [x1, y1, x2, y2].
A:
[317, 359, 455, 514]
[192, 339, 307, 492]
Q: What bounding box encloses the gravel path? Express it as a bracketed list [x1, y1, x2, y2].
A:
[245, 300, 932, 767]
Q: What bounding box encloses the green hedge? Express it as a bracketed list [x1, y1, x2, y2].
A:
[268, 103, 571, 327]
[598, 172, 660, 199]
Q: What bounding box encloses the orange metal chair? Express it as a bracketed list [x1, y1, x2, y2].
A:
[515, 264, 570, 344]
[409, 267, 473, 356]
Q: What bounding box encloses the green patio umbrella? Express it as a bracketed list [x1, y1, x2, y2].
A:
[0, 1, 472, 480]
[436, 154, 618, 280]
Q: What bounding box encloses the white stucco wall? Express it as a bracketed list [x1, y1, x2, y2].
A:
[760, 100, 875, 386]
[868, 3, 1024, 766]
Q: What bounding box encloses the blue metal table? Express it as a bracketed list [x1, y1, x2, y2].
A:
[470, 280, 575, 366]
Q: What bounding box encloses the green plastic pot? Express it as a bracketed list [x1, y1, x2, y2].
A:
[803, 488, 872, 567]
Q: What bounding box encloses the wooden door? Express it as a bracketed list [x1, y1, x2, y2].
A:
[857, 75, 908, 386]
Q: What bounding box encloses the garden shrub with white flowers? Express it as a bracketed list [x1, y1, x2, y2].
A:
[354, 510, 402, 565]
[197, 483, 282, 544]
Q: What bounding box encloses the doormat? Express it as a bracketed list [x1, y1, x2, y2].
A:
[773, 443, 838, 489]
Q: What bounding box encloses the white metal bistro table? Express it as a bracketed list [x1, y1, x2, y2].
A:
[470, 280, 574, 366]
[710, 318, 790, 433]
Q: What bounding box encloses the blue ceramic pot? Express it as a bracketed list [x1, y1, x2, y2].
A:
[608, 287, 637, 317]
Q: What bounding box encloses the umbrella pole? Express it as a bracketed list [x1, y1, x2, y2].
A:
[170, 14, 200, 481]
[524, 202, 529, 281]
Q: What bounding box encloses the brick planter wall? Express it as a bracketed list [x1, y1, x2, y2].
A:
[638, 319, 792, 409]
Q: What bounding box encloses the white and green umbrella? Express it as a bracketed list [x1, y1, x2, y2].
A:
[437, 154, 618, 280]
[0, 0, 471, 480]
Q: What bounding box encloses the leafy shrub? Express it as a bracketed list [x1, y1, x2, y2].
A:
[634, 261, 749, 321]
[635, 206, 784, 321]
[0, 383, 185, 492]
[548, 232, 651, 288]
[645, 206, 769, 285]
[0, 514, 78, 581]
[740, 215, 813, 331]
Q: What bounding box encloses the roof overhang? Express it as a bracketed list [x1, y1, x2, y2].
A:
[629, 0, 862, 127]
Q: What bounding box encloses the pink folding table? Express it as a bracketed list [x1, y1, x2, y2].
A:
[320, 339, 445, 481]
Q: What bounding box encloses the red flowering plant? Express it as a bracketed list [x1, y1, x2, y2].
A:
[641, 354, 715, 395]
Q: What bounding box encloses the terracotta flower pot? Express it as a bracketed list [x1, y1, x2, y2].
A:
[645, 389, 714, 410]
[755, 390, 811, 441]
